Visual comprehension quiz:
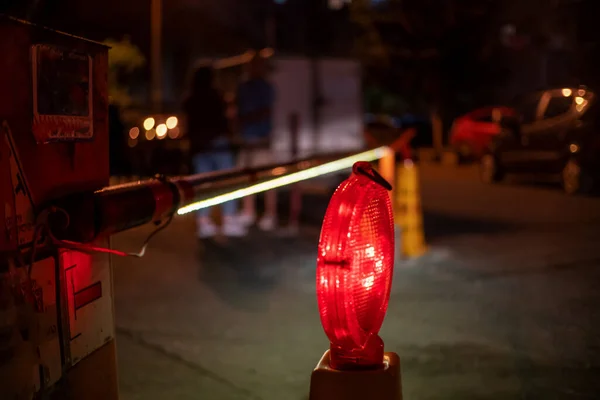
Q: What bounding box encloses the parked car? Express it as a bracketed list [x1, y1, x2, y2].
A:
[449, 106, 517, 162]
[480, 87, 600, 194]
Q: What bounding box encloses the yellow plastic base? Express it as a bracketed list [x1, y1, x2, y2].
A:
[309, 350, 402, 400]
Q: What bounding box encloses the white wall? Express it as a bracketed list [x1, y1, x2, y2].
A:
[318, 58, 364, 154]
[270, 57, 364, 162]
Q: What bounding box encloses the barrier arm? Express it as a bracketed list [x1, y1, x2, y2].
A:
[47, 147, 391, 244]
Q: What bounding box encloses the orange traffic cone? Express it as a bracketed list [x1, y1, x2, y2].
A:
[395, 159, 427, 258]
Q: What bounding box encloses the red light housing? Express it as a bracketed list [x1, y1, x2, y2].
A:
[316, 162, 395, 370]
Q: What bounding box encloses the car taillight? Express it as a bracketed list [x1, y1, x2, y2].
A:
[316, 162, 394, 371]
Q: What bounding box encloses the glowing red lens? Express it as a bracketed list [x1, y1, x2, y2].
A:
[316, 163, 395, 370]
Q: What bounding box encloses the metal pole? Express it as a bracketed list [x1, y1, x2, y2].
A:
[307, 0, 323, 153]
[288, 113, 302, 232]
[266, 4, 277, 49]
[151, 0, 163, 111]
[431, 110, 443, 159]
[310, 60, 321, 153]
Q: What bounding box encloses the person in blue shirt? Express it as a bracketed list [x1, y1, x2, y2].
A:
[183, 64, 247, 238]
[236, 53, 278, 231]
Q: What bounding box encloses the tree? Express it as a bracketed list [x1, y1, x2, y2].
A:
[103, 37, 146, 108]
[350, 0, 500, 149]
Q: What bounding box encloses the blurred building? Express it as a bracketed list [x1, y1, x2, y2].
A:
[6, 0, 353, 106]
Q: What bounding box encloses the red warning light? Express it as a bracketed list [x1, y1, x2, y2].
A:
[316, 162, 395, 370]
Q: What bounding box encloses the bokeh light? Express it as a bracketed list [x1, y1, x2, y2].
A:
[156, 124, 167, 138]
[168, 127, 180, 139]
[166, 116, 178, 129]
[129, 127, 140, 139]
[143, 117, 155, 130]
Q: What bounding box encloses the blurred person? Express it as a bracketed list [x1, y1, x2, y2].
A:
[183, 65, 246, 238]
[236, 53, 278, 231]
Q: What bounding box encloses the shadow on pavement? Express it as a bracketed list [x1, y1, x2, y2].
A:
[196, 228, 319, 311]
[196, 235, 277, 312]
[396, 342, 600, 399]
[470, 256, 600, 280]
[423, 210, 519, 240]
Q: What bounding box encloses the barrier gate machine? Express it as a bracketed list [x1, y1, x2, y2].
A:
[0, 16, 118, 399]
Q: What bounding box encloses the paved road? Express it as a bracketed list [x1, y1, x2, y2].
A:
[113, 164, 600, 400]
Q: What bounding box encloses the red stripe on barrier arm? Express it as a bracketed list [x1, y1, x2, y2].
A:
[174, 180, 195, 209]
[147, 178, 176, 221]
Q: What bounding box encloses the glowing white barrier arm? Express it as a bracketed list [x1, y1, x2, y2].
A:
[177, 146, 390, 215]
[49, 147, 391, 242]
